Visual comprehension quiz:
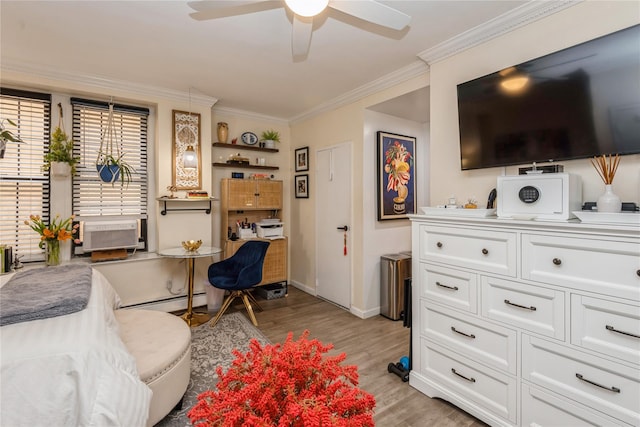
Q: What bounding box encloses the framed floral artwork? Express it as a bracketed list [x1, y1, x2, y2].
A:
[295, 174, 309, 199]
[172, 110, 202, 190]
[295, 146, 309, 172]
[377, 131, 416, 220]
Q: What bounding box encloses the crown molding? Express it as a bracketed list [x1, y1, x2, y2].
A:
[0, 59, 218, 107]
[417, 0, 582, 65]
[212, 106, 289, 125]
[289, 60, 428, 124]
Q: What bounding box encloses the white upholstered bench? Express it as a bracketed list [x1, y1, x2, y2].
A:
[115, 309, 191, 426]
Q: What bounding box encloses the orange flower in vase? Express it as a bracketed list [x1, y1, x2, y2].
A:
[24, 214, 79, 266]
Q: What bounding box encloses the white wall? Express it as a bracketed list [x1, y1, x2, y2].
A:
[429, 1, 640, 206]
[362, 110, 429, 312]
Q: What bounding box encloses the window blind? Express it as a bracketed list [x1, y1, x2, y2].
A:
[70, 99, 149, 220]
[0, 89, 51, 262]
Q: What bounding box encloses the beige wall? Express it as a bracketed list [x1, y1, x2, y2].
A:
[289, 74, 429, 315]
[429, 1, 640, 206]
[1, 70, 220, 308]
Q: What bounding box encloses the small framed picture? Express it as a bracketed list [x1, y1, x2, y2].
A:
[295, 174, 309, 199]
[295, 146, 309, 172]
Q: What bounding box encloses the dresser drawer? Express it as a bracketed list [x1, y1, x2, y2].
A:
[420, 338, 517, 423]
[522, 233, 640, 301]
[481, 276, 564, 340]
[422, 302, 516, 374]
[522, 335, 640, 426]
[420, 262, 477, 313]
[419, 225, 516, 277]
[522, 383, 630, 427]
[571, 295, 640, 365]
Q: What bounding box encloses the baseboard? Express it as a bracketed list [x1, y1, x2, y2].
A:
[121, 293, 207, 313]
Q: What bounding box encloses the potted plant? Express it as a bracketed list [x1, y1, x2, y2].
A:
[96, 152, 135, 187]
[0, 118, 22, 159]
[43, 126, 79, 177]
[260, 129, 280, 149]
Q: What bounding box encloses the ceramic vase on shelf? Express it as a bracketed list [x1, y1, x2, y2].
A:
[217, 122, 228, 144]
[596, 184, 622, 213]
[45, 240, 61, 266]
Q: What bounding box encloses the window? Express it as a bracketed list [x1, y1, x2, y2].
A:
[71, 98, 149, 250]
[0, 89, 51, 262]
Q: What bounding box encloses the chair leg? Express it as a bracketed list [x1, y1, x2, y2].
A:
[209, 291, 239, 328]
[246, 290, 263, 312]
[240, 292, 258, 326]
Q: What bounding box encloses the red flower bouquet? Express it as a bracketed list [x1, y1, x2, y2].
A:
[188, 331, 376, 426]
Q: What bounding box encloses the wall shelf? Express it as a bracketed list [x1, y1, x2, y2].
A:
[212, 162, 279, 171]
[156, 197, 218, 215]
[213, 142, 278, 153]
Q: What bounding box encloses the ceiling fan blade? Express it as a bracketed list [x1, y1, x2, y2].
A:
[329, 0, 410, 30]
[188, 0, 282, 21]
[292, 14, 313, 57]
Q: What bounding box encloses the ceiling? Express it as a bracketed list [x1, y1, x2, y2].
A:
[1, 1, 532, 121]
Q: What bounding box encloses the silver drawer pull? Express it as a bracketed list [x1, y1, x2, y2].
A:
[451, 326, 475, 339]
[606, 325, 640, 339]
[436, 281, 459, 291]
[504, 299, 537, 311]
[451, 368, 476, 383]
[575, 373, 620, 393]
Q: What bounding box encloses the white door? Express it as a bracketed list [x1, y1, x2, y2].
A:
[316, 142, 351, 309]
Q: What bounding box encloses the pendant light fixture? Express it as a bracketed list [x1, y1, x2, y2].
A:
[182, 88, 198, 170]
[183, 145, 197, 169]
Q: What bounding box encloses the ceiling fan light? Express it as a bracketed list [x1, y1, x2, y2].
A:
[183, 145, 198, 169]
[284, 0, 329, 17]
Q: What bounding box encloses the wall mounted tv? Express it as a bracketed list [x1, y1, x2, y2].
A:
[457, 24, 640, 171]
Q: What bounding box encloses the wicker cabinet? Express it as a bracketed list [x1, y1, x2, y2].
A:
[220, 178, 287, 286]
[225, 179, 282, 210]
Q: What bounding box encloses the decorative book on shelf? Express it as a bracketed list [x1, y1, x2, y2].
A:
[187, 191, 209, 199]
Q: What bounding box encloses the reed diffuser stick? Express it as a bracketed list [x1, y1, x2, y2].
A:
[591, 154, 619, 185]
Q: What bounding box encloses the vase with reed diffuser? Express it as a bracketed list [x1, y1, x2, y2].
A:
[591, 154, 621, 213]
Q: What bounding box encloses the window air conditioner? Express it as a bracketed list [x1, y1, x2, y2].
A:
[82, 219, 139, 252]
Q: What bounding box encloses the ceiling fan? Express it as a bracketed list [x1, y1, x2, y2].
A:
[187, 0, 411, 58]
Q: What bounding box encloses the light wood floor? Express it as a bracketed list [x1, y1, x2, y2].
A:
[209, 286, 488, 426]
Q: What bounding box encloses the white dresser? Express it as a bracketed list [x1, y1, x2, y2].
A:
[410, 215, 640, 426]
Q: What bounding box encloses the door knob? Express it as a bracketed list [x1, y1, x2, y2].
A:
[337, 225, 348, 231]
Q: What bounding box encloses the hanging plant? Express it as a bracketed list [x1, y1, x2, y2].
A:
[96, 102, 135, 187]
[0, 118, 22, 159]
[43, 103, 79, 177]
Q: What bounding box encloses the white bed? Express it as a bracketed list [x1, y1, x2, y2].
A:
[0, 268, 152, 426]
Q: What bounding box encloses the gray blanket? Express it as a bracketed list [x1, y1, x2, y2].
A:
[0, 264, 93, 327]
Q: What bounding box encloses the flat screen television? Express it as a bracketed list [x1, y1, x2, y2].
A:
[457, 24, 640, 170]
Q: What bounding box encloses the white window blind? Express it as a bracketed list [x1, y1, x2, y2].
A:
[71, 99, 148, 220]
[0, 89, 51, 262]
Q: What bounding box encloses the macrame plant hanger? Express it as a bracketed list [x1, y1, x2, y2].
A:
[95, 101, 120, 184]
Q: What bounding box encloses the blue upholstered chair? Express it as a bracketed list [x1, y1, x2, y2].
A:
[207, 240, 270, 327]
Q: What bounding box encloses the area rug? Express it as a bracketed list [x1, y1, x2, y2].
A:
[156, 312, 271, 427]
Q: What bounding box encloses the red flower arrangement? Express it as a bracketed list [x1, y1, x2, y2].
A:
[188, 330, 376, 426]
